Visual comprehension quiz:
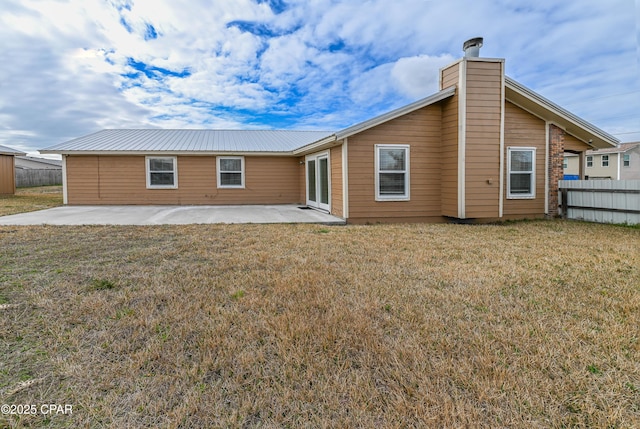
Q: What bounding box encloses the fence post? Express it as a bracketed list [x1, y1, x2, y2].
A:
[560, 188, 568, 219]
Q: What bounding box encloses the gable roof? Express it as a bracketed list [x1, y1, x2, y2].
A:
[0, 144, 26, 156]
[292, 86, 456, 155]
[40, 129, 334, 155]
[505, 77, 618, 149]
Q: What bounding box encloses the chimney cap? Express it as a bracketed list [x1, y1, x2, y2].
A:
[463, 37, 484, 57]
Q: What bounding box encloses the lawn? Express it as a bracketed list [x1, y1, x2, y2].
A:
[0, 186, 63, 216]
[0, 221, 638, 428]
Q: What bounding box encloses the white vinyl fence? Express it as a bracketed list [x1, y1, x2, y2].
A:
[558, 180, 640, 225]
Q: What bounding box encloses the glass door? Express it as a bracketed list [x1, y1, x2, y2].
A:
[306, 153, 330, 212]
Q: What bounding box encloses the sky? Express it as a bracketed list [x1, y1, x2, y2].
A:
[1, 0, 638, 157]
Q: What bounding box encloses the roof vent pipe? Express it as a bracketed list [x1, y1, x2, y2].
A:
[463, 37, 483, 58]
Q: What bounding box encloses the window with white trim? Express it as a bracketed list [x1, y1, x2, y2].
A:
[586, 156, 593, 168]
[375, 145, 409, 200]
[507, 147, 535, 199]
[623, 154, 630, 167]
[146, 156, 177, 189]
[217, 156, 245, 188]
[602, 155, 609, 167]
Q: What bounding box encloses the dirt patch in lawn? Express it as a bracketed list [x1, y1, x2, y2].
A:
[0, 220, 638, 427]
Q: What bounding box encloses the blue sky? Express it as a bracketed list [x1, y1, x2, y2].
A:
[1, 0, 638, 156]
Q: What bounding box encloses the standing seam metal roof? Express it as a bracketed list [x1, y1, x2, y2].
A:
[41, 129, 336, 153]
[0, 144, 27, 156]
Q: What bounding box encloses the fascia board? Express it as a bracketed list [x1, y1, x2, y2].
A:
[291, 135, 338, 155]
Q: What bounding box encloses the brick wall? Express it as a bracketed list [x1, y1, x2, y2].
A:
[548, 125, 565, 216]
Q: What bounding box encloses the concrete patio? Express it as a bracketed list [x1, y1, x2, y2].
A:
[0, 205, 346, 226]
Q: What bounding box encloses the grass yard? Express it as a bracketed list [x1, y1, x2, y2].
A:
[0, 221, 638, 428]
[0, 186, 63, 217]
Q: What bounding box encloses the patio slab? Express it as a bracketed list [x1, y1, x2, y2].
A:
[0, 205, 346, 226]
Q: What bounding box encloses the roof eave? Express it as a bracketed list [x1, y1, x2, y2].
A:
[291, 135, 338, 155]
[505, 77, 618, 149]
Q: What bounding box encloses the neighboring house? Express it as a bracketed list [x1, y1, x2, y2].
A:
[565, 142, 640, 180]
[587, 142, 640, 180]
[41, 39, 619, 224]
[0, 145, 26, 195]
[15, 156, 63, 170]
[14, 155, 63, 187]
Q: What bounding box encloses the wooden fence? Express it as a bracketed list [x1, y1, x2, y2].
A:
[558, 180, 640, 225]
[16, 169, 62, 188]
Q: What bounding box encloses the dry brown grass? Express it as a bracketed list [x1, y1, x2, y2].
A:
[0, 186, 63, 217]
[0, 220, 638, 428]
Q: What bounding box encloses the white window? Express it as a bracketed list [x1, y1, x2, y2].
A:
[217, 156, 244, 188]
[146, 156, 177, 189]
[507, 147, 535, 199]
[563, 157, 568, 169]
[375, 145, 409, 201]
[586, 156, 593, 167]
[602, 155, 609, 167]
[623, 154, 630, 167]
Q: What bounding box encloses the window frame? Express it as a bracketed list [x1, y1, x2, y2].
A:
[507, 147, 536, 199]
[217, 156, 245, 189]
[602, 155, 609, 167]
[374, 144, 410, 201]
[586, 156, 593, 168]
[623, 154, 630, 167]
[146, 156, 178, 189]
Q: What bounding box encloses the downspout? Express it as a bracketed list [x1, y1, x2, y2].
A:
[499, 61, 505, 218]
[62, 155, 68, 205]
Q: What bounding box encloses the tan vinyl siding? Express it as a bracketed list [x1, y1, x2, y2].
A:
[503, 101, 546, 216]
[0, 155, 16, 194]
[440, 61, 460, 90]
[346, 104, 443, 223]
[66, 155, 301, 205]
[330, 145, 343, 218]
[440, 95, 459, 217]
[440, 60, 460, 217]
[464, 60, 503, 218]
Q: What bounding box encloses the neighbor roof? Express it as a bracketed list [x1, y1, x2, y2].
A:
[0, 144, 26, 156]
[586, 142, 640, 155]
[40, 129, 335, 155]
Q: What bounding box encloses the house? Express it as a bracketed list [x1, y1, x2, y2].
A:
[564, 142, 640, 180]
[41, 39, 619, 224]
[15, 156, 63, 170]
[0, 145, 27, 195]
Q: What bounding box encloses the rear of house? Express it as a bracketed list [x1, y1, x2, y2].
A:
[41, 42, 619, 224]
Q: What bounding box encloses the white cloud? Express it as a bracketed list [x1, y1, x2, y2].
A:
[0, 0, 638, 153]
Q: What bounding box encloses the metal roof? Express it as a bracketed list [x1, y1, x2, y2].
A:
[0, 144, 26, 156]
[40, 129, 335, 154]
